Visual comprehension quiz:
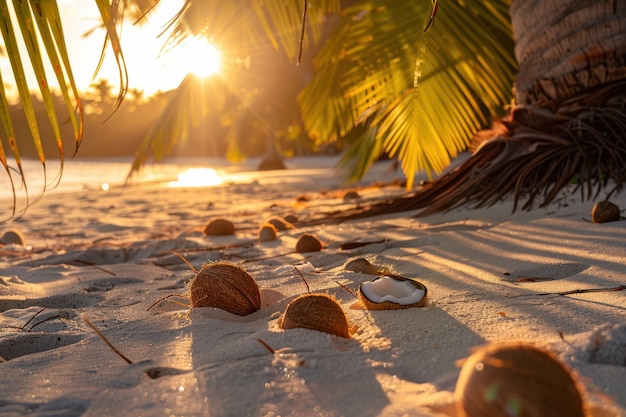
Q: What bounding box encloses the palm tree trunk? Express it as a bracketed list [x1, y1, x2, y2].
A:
[511, 0, 626, 108]
[305, 0, 626, 224]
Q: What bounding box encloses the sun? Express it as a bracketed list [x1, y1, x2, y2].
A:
[169, 168, 223, 188]
[177, 36, 222, 77]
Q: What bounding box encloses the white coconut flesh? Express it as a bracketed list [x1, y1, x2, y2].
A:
[361, 276, 425, 305]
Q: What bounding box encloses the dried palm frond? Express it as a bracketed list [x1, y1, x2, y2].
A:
[304, 79, 626, 224]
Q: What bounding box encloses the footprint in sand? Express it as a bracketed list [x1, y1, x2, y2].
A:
[0, 293, 103, 312]
[0, 397, 88, 417]
[0, 332, 85, 361]
[587, 323, 626, 366]
[504, 262, 590, 282]
[0, 309, 86, 362]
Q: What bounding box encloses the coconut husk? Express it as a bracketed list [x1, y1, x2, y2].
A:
[189, 261, 260, 316]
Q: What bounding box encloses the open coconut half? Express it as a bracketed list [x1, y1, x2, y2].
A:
[359, 275, 427, 310]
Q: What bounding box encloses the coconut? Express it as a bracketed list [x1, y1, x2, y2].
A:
[203, 218, 236, 236]
[344, 257, 380, 275]
[295, 233, 323, 253]
[279, 293, 350, 338]
[591, 201, 621, 223]
[267, 217, 295, 231]
[189, 261, 260, 316]
[259, 223, 278, 242]
[343, 190, 360, 200]
[283, 214, 298, 224]
[359, 275, 427, 310]
[455, 342, 586, 417]
[0, 229, 25, 246]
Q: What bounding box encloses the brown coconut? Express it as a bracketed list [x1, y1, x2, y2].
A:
[295, 233, 323, 253]
[204, 218, 236, 236]
[455, 342, 586, 417]
[591, 201, 621, 223]
[343, 190, 360, 200]
[189, 261, 260, 316]
[283, 214, 298, 224]
[279, 293, 350, 338]
[267, 217, 295, 231]
[259, 223, 278, 242]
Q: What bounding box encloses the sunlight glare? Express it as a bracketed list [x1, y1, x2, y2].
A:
[169, 168, 223, 188]
[179, 37, 222, 77]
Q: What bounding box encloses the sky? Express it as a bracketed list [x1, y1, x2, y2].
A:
[1, 0, 204, 101]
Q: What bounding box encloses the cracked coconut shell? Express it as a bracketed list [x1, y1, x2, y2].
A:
[359, 275, 427, 310]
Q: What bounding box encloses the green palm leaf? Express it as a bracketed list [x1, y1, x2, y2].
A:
[300, 0, 517, 188]
[0, 0, 146, 218]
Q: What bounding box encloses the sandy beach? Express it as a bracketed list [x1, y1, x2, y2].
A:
[1, 157, 625, 417]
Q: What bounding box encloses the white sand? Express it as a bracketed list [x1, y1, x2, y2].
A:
[1, 157, 625, 417]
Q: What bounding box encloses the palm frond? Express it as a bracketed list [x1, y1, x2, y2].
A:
[0, 1, 89, 218]
[302, 79, 626, 225]
[126, 73, 236, 181]
[0, 0, 146, 219]
[299, 0, 516, 188]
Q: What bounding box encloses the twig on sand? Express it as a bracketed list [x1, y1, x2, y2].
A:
[28, 315, 61, 332]
[257, 338, 275, 354]
[170, 251, 199, 273]
[335, 281, 359, 299]
[74, 259, 117, 276]
[5, 307, 47, 331]
[535, 285, 625, 296]
[512, 285, 626, 298]
[293, 266, 310, 293]
[81, 314, 133, 365]
[21, 307, 46, 329]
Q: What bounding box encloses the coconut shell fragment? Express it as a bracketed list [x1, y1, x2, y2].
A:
[204, 218, 236, 236]
[0, 229, 25, 246]
[259, 223, 278, 242]
[455, 342, 586, 417]
[189, 261, 260, 316]
[267, 217, 294, 231]
[295, 233, 323, 253]
[279, 293, 350, 338]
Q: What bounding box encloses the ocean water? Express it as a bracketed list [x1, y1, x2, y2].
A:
[0, 156, 405, 219]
